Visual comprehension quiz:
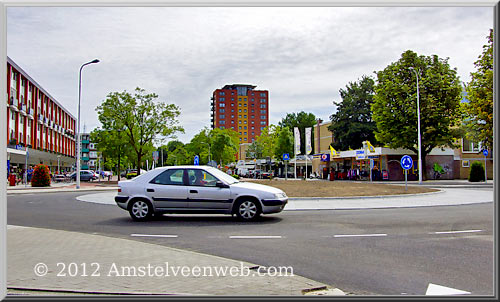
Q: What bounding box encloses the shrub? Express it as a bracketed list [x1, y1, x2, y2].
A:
[31, 164, 51, 187]
[468, 161, 485, 182]
[232, 174, 240, 179]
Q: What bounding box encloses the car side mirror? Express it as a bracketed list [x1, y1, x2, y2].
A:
[216, 181, 229, 188]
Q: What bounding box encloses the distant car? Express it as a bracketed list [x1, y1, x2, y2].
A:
[53, 174, 66, 182]
[115, 165, 288, 221]
[261, 172, 271, 179]
[70, 170, 98, 181]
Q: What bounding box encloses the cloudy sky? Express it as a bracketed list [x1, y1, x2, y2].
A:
[7, 6, 493, 143]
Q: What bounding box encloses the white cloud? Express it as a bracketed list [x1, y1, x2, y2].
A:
[7, 6, 493, 143]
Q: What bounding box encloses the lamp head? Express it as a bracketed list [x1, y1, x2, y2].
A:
[91, 59, 100, 64]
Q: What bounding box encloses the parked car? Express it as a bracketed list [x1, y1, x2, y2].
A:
[53, 174, 67, 182]
[69, 170, 98, 181]
[261, 172, 271, 179]
[115, 165, 288, 221]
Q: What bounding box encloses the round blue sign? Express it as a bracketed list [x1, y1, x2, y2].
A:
[194, 155, 200, 166]
[400, 155, 413, 170]
[483, 149, 488, 157]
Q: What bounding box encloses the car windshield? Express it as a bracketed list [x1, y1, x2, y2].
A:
[206, 167, 239, 184]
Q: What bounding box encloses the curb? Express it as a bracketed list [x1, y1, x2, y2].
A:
[7, 186, 118, 194]
[288, 189, 444, 201]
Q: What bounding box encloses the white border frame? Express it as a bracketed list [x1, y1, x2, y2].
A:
[0, 1, 498, 300]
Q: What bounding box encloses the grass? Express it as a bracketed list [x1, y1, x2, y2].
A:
[244, 179, 437, 197]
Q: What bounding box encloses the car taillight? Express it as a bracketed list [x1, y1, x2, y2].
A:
[118, 188, 121, 192]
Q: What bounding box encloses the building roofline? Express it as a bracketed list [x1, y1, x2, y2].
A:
[7, 56, 77, 120]
[221, 84, 258, 90]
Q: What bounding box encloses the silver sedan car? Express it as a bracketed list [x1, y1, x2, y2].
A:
[115, 166, 288, 221]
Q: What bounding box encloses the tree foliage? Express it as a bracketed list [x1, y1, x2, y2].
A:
[90, 128, 133, 175]
[462, 29, 493, 151]
[95, 87, 183, 175]
[328, 75, 377, 150]
[278, 111, 316, 155]
[246, 125, 280, 159]
[274, 126, 294, 161]
[372, 50, 462, 178]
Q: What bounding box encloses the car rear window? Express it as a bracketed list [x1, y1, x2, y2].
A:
[150, 169, 185, 185]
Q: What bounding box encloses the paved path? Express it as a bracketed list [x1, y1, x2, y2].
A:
[75, 188, 492, 210]
[7, 225, 339, 296]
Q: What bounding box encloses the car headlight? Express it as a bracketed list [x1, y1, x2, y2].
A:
[274, 192, 287, 199]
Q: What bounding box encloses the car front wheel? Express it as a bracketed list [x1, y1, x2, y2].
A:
[129, 199, 153, 221]
[235, 199, 261, 221]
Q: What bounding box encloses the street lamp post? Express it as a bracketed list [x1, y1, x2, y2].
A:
[202, 142, 211, 165]
[410, 67, 423, 184]
[76, 59, 99, 189]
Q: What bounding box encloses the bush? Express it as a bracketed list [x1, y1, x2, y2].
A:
[31, 164, 51, 187]
[468, 161, 485, 182]
[232, 174, 240, 179]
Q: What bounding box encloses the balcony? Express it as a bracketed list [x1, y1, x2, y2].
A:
[81, 165, 89, 170]
[38, 114, 44, 124]
[28, 108, 34, 119]
[44, 117, 49, 126]
[82, 148, 90, 153]
[82, 139, 90, 144]
[20, 104, 27, 116]
[9, 98, 18, 112]
[82, 156, 90, 161]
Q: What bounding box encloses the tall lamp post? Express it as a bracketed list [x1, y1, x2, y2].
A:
[409, 67, 423, 184]
[202, 142, 211, 166]
[76, 59, 99, 189]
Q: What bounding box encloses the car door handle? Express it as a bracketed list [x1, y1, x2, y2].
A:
[146, 188, 154, 192]
[190, 190, 198, 194]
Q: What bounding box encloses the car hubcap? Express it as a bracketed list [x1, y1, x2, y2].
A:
[239, 201, 257, 219]
[132, 201, 149, 218]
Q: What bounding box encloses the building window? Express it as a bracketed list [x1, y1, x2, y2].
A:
[251, 121, 255, 124]
[219, 97, 225, 101]
[261, 127, 265, 130]
[261, 116, 266, 119]
[231, 120, 234, 124]
[251, 115, 255, 118]
[260, 99, 266, 103]
[251, 109, 255, 113]
[239, 115, 242, 118]
[220, 92, 225, 96]
[231, 114, 234, 118]
[251, 126, 255, 130]
[219, 103, 225, 107]
[239, 103, 242, 107]
[219, 115, 225, 119]
[261, 110, 266, 114]
[231, 103, 234, 107]
[260, 122, 266, 125]
[219, 109, 225, 113]
[462, 160, 470, 168]
[244, 109, 247, 113]
[220, 120, 225, 124]
[231, 127, 235, 129]
[252, 132, 254, 135]
[231, 109, 234, 112]
[244, 126, 247, 130]
[244, 103, 247, 107]
[239, 138, 242, 141]
[244, 137, 247, 141]
[251, 98, 254, 102]
[462, 138, 481, 153]
[260, 93, 266, 97]
[239, 120, 242, 124]
[260, 104, 266, 108]
[220, 126, 225, 129]
[244, 115, 247, 118]
[239, 109, 242, 113]
[239, 132, 242, 135]
[239, 126, 242, 130]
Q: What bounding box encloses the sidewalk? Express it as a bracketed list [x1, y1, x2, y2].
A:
[7, 225, 341, 296]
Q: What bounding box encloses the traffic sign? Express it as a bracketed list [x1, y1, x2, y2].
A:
[400, 155, 413, 170]
[152, 151, 159, 162]
[483, 149, 488, 157]
[282, 153, 290, 161]
[194, 155, 199, 166]
[320, 154, 330, 162]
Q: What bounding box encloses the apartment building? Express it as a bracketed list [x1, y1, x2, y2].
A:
[6, 57, 76, 174]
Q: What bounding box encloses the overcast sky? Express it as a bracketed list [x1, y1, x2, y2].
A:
[7, 6, 493, 143]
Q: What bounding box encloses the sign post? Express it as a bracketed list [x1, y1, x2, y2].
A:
[400, 155, 414, 191]
[369, 159, 374, 182]
[283, 153, 290, 180]
[194, 155, 200, 166]
[483, 149, 488, 183]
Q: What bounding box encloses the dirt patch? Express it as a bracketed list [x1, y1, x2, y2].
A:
[244, 179, 438, 197]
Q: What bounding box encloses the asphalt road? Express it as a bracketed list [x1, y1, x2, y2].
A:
[7, 190, 495, 296]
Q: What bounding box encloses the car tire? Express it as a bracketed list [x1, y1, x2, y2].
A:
[129, 199, 153, 221]
[234, 199, 261, 221]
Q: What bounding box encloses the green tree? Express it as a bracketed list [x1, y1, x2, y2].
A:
[372, 50, 462, 179]
[463, 29, 493, 151]
[96, 87, 183, 175]
[90, 128, 132, 179]
[274, 126, 294, 161]
[278, 111, 316, 155]
[329, 75, 378, 150]
[246, 140, 264, 159]
[186, 128, 212, 164]
[210, 128, 239, 166]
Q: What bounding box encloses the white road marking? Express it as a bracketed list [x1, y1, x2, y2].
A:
[229, 235, 282, 239]
[432, 230, 483, 235]
[425, 283, 471, 295]
[333, 234, 387, 238]
[130, 234, 178, 238]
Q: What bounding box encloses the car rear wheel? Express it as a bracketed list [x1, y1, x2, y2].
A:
[129, 199, 153, 221]
[235, 199, 261, 221]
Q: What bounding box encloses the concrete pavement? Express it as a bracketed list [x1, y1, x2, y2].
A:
[7, 225, 341, 296]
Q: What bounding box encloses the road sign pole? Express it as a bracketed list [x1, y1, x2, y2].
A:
[484, 153, 487, 184]
[405, 169, 407, 191]
[285, 161, 288, 180]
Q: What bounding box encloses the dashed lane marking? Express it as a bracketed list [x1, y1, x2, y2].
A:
[432, 230, 483, 235]
[333, 234, 387, 238]
[229, 235, 283, 239]
[130, 234, 178, 238]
